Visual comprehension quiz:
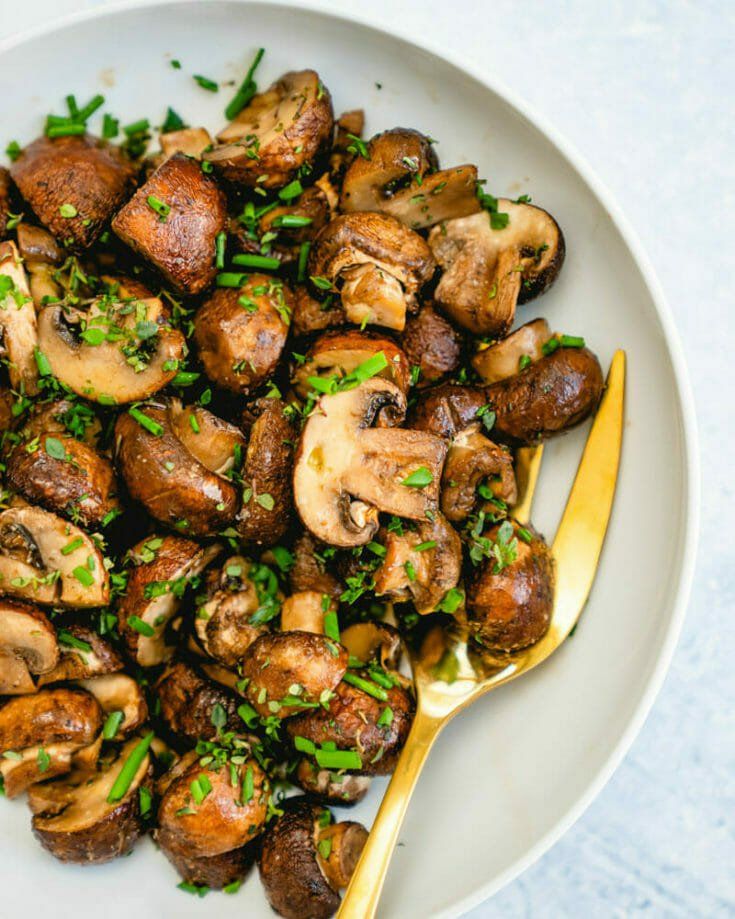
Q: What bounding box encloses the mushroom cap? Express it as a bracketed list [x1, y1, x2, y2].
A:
[440, 426, 517, 524]
[258, 798, 341, 919]
[206, 70, 334, 189]
[156, 659, 243, 744]
[235, 398, 295, 547]
[340, 127, 480, 229]
[0, 241, 40, 396]
[485, 345, 604, 445]
[37, 296, 185, 405]
[0, 505, 110, 608]
[0, 600, 58, 694]
[5, 430, 121, 529]
[399, 303, 463, 387]
[466, 521, 554, 652]
[117, 535, 221, 667]
[471, 317, 551, 384]
[10, 134, 137, 252]
[156, 752, 269, 858]
[409, 382, 488, 440]
[114, 399, 243, 537]
[240, 630, 348, 719]
[294, 377, 446, 548]
[291, 329, 410, 401]
[37, 625, 123, 686]
[193, 275, 290, 394]
[159, 839, 258, 890]
[428, 200, 565, 335]
[111, 153, 227, 295]
[30, 734, 152, 864]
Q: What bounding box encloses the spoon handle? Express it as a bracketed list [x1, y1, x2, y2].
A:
[337, 705, 444, 919]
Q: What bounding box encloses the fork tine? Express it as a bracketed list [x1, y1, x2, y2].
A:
[551, 350, 626, 637]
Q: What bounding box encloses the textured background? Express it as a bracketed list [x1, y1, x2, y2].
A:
[3, 1, 734, 916]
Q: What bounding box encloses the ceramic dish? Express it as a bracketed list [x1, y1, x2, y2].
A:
[0, 2, 699, 916]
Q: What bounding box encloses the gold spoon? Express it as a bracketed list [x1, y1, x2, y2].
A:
[338, 350, 626, 919]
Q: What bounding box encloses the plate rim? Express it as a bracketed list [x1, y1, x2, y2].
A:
[0, 2, 701, 916]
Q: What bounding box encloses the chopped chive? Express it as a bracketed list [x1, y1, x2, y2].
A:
[193, 74, 219, 92]
[216, 272, 249, 287]
[128, 615, 155, 637]
[345, 134, 369, 158]
[107, 732, 154, 803]
[189, 413, 200, 434]
[37, 748, 51, 773]
[102, 710, 125, 740]
[310, 275, 332, 290]
[223, 880, 242, 894]
[178, 882, 209, 897]
[314, 748, 362, 770]
[366, 541, 386, 558]
[272, 214, 312, 229]
[294, 735, 316, 755]
[75, 94, 104, 122]
[279, 179, 303, 202]
[58, 203, 78, 218]
[297, 241, 310, 282]
[517, 527, 533, 544]
[46, 123, 86, 137]
[401, 467, 433, 488]
[58, 629, 92, 652]
[231, 253, 281, 270]
[170, 59, 182, 69]
[61, 536, 84, 556]
[123, 118, 150, 136]
[172, 371, 200, 386]
[342, 671, 388, 702]
[72, 566, 94, 587]
[377, 706, 394, 728]
[128, 406, 163, 436]
[323, 610, 340, 642]
[5, 140, 22, 161]
[161, 106, 185, 134]
[255, 493, 274, 510]
[518, 354, 532, 371]
[436, 587, 465, 613]
[139, 786, 152, 816]
[215, 231, 226, 269]
[415, 540, 436, 552]
[102, 114, 119, 138]
[66, 95, 79, 118]
[34, 348, 53, 376]
[237, 702, 258, 727]
[146, 195, 170, 220]
[241, 765, 254, 804]
[560, 334, 585, 348]
[224, 47, 265, 120]
[366, 667, 394, 690]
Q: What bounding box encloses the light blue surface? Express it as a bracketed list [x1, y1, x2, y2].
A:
[5, 1, 734, 916]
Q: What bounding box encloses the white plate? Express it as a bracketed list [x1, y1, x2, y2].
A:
[0, 2, 699, 917]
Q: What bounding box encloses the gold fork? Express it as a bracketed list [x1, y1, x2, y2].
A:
[338, 350, 626, 919]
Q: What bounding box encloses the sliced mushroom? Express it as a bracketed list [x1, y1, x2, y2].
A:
[5, 428, 120, 529]
[240, 630, 348, 719]
[0, 687, 103, 797]
[293, 377, 446, 547]
[30, 734, 153, 863]
[0, 241, 40, 395]
[194, 556, 267, 666]
[37, 625, 123, 686]
[206, 70, 334, 189]
[76, 674, 148, 740]
[193, 274, 291, 394]
[37, 295, 185, 405]
[289, 531, 344, 599]
[156, 660, 243, 744]
[484, 344, 604, 445]
[291, 282, 346, 336]
[472, 317, 551, 384]
[428, 201, 565, 336]
[235, 397, 295, 546]
[10, 134, 137, 252]
[399, 303, 462, 388]
[340, 128, 480, 229]
[114, 399, 243, 537]
[291, 330, 410, 401]
[295, 759, 371, 806]
[339, 621, 403, 673]
[159, 126, 213, 160]
[117, 535, 220, 667]
[440, 425, 517, 524]
[309, 213, 435, 331]
[0, 600, 58, 694]
[259, 799, 368, 919]
[280, 590, 334, 634]
[466, 520, 554, 652]
[111, 153, 227, 295]
[0, 506, 109, 608]
[373, 513, 462, 614]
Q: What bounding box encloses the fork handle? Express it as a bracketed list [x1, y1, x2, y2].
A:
[337, 705, 444, 919]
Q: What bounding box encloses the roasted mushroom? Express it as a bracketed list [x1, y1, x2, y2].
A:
[10, 134, 137, 252]
[117, 535, 220, 667]
[259, 799, 368, 919]
[0, 240, 40, 395]
[409, 381, 487, 441]
[37, 625, 123, 686]
[308, 212, 435, 331]
[37, 295, 185, 405]
[193, 274, 291, 394]
[75, 674, 148, 740]
[289, 531, 344, 599]
[29, 733, 153, 863]
[280, 590, 335, 634]
[440, 426, 517, 524]
[294, 759, 371, 806]
[293, 377, 446, 547]
[0, 505, 110, 608]
[484, 344, 604, 445]
[240, 630, 348, 719]
[291, 330, 410, 401]
[205, 70, 334, 189]
[111, 153, 227, 295]
[156, 659, 242, 744]
[159, 126, 213, 160]
[194, 556, 268, 666]
[5, 426, 121, 529]
[339, 620, 403, 673]
[340, 128, 480, 229]
[0, 600, 58, 694]
[399, 303, 462, 387]
[466, 520, 554, 652]
[155, 747, 269, 887]
[236, 397, 295, 546]
[114, 398, 244, 536]
[15, 223, 63, 308]
[428, 200, 565, 336]
[0, 687, 103, 797]
[290, 283, 346, 337]
[471, 317, 551, 384]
